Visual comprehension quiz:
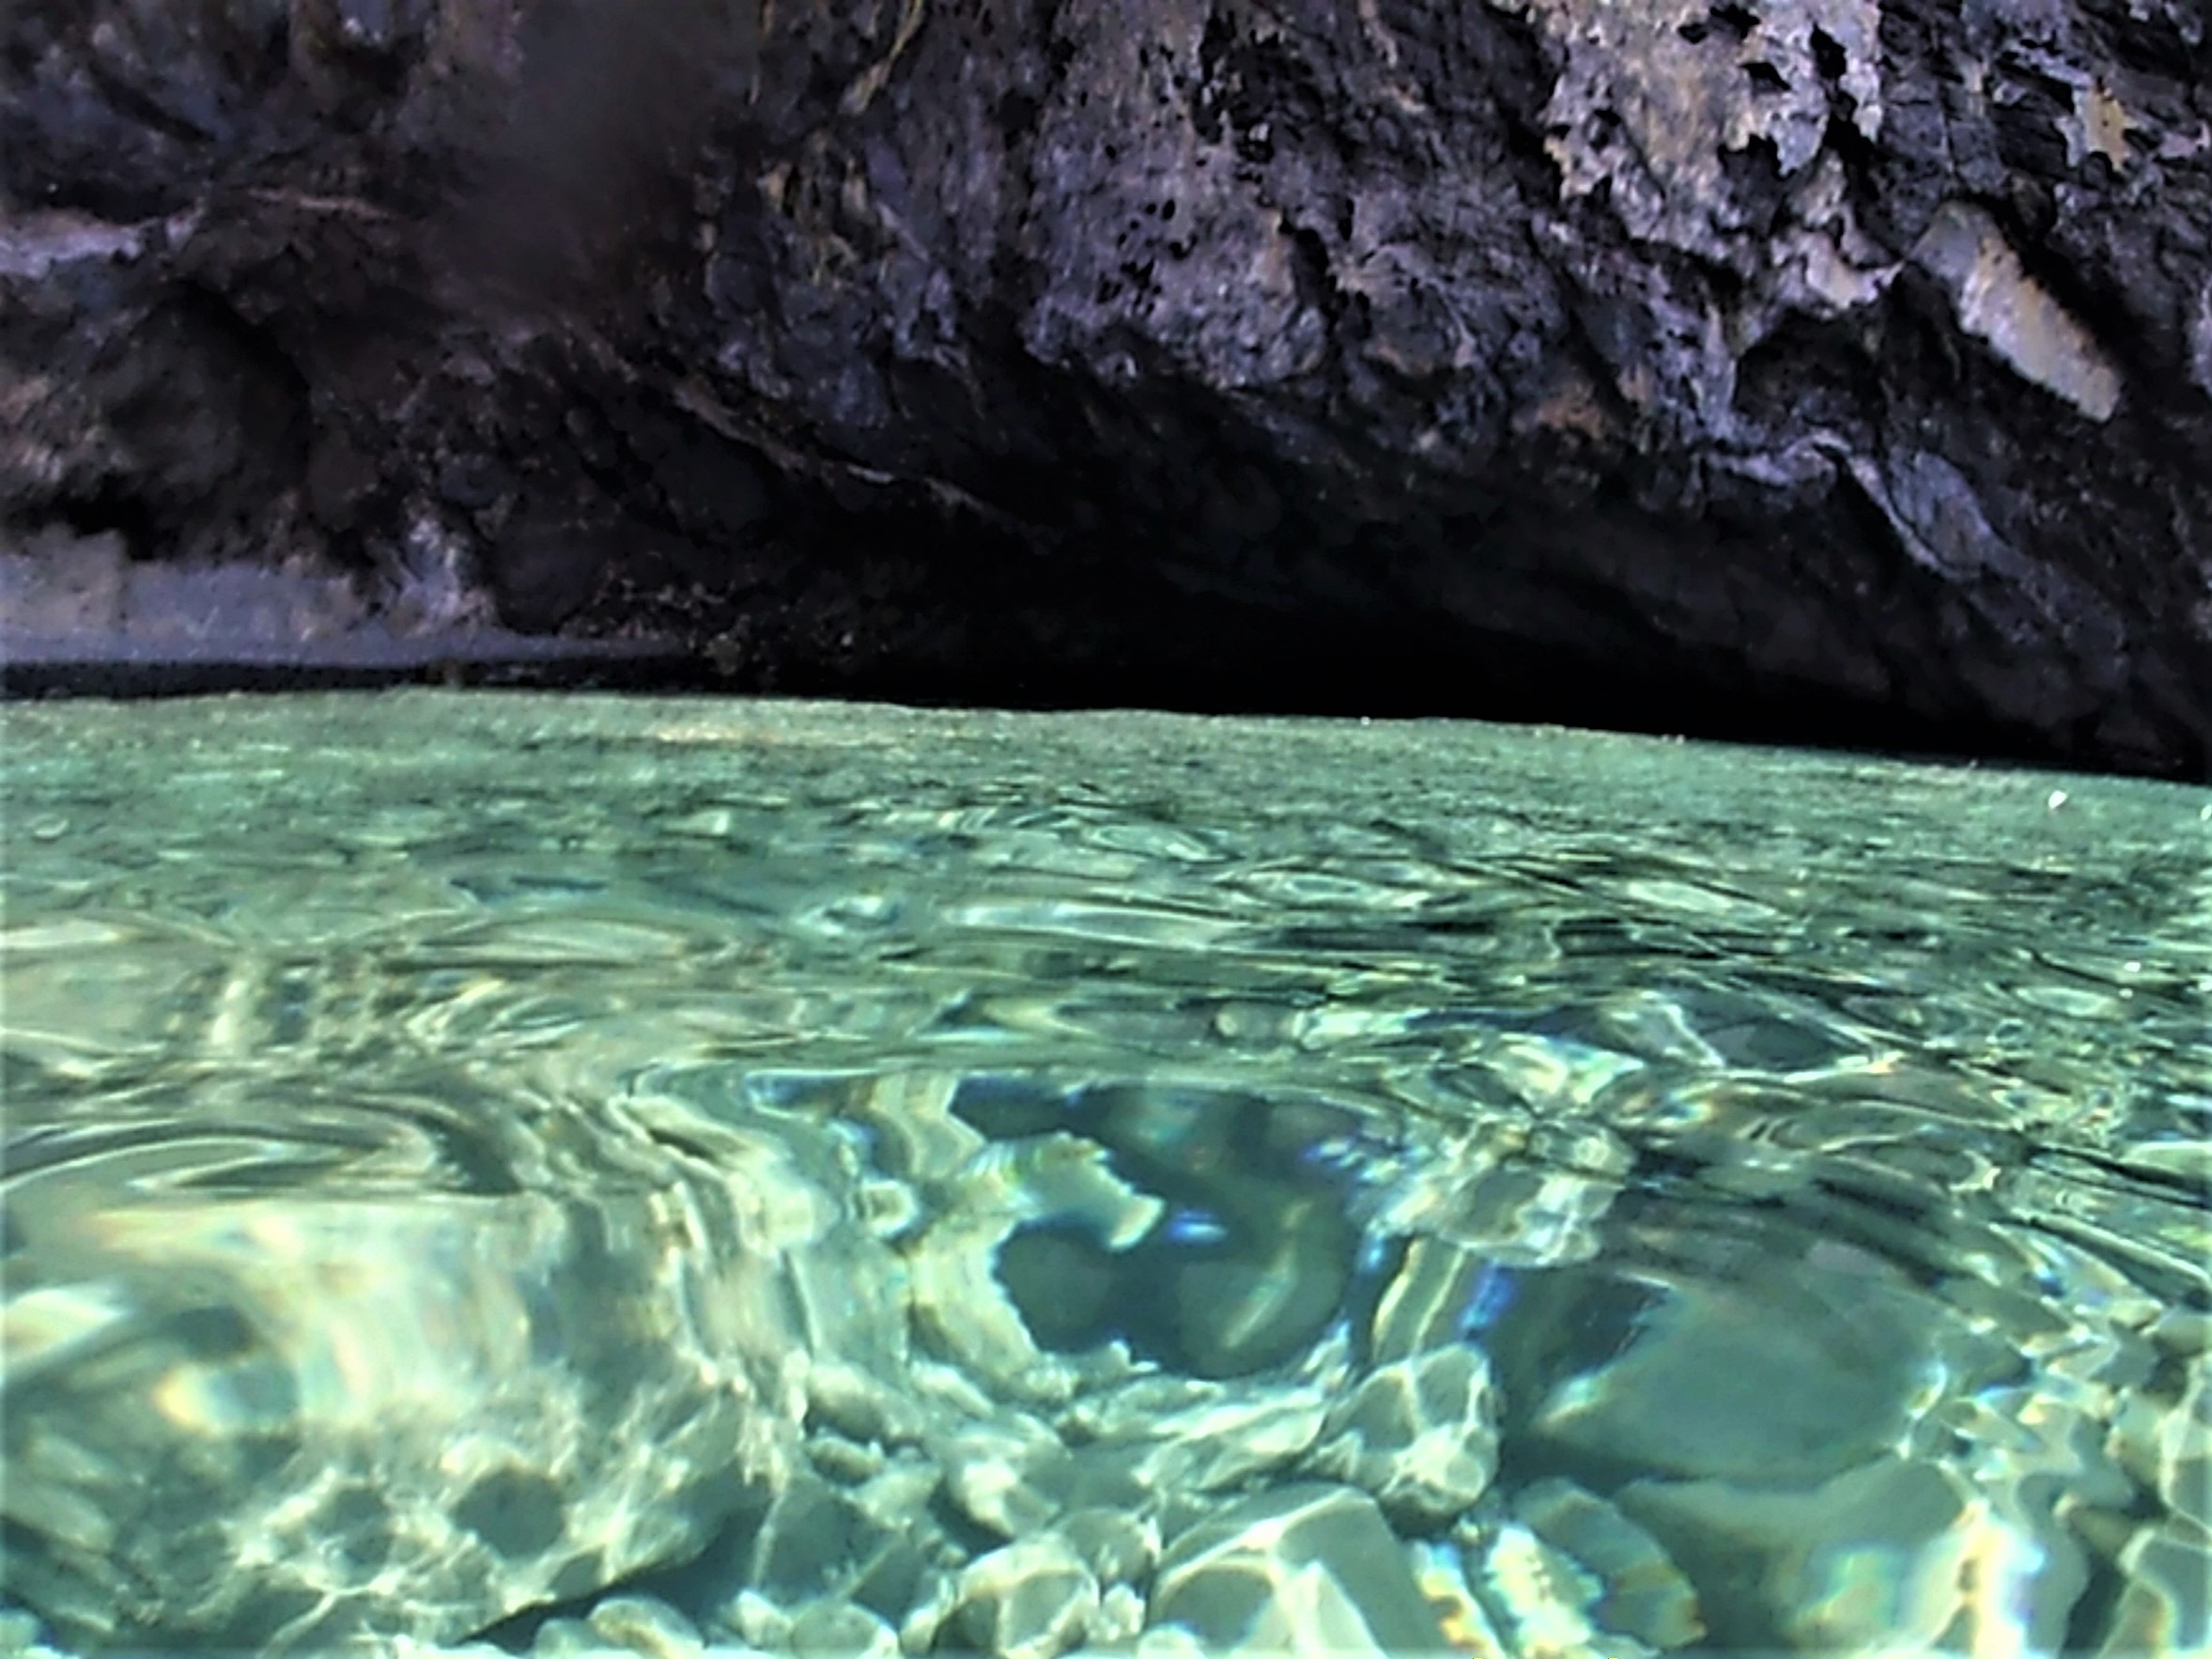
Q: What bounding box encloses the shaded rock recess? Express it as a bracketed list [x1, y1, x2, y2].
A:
[3, 0, 2209, 776]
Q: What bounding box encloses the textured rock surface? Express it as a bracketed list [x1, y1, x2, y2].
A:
[4, 0, 2210, 772]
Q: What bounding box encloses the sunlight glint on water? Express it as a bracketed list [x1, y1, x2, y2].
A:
[1, 691, 2205, 1659]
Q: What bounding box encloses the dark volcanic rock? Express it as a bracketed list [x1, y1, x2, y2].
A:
[3, 0, 2208, 775]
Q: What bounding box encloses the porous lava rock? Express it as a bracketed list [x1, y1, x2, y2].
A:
[3, 0, 2208, 774]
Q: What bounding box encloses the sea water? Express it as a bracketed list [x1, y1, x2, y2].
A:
[1, 692, 2204, 1658]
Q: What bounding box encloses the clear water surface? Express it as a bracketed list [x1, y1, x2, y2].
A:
[1, 691, 2205, 1659]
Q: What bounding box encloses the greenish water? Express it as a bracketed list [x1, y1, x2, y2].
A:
[0, 691, 2205, 1659]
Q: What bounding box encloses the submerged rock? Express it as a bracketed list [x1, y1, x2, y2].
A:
[578, 1594, 708, 1659]
[0, 1072, 828, 1652]
[1148, 1483, 1459, 1658]
[786, 1599, 900, 1659]
[1504, 1479, 1704, 1652]
[1614, 1458, 1996, 1653]
[945, 1539, 1100, 1659]
[3, 703, 2202, 1659]
[1309, 1343, 1499, 1528]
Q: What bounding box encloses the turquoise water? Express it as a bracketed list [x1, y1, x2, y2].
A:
[0, 691, 2205, 1659]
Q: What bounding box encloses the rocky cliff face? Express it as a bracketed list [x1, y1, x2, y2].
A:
[4, 0, 2209, 775]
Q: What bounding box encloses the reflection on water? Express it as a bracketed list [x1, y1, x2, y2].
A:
[0, 692, 2205, 1659]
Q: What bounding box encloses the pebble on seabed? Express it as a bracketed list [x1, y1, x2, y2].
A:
[947, 1538, 1100, 1659]
[1148, 1482, 1461, 1657]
